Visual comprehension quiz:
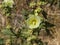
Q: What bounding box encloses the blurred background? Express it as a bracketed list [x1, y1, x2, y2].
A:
[0, 0, 60, 45]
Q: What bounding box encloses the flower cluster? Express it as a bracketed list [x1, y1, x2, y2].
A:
[2, 0, 14, 8]
[0, 0, 14, 16]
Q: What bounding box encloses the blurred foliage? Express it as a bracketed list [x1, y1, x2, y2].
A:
[0, 38, 4, 45]
[0, 0, 56, 45]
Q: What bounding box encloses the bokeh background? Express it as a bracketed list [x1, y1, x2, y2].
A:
[0, 0, 60, 45]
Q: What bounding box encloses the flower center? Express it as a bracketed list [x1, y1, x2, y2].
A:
[31, 20, 36, 25]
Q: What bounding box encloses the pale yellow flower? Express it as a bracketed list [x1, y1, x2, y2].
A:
[26, 15, 42, 29]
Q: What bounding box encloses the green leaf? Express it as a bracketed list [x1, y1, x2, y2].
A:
[21, 29, 33, 38]
[1, 28, 14, 36]
[0, 38, 4, 45]
[21, 9, 28, 15]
